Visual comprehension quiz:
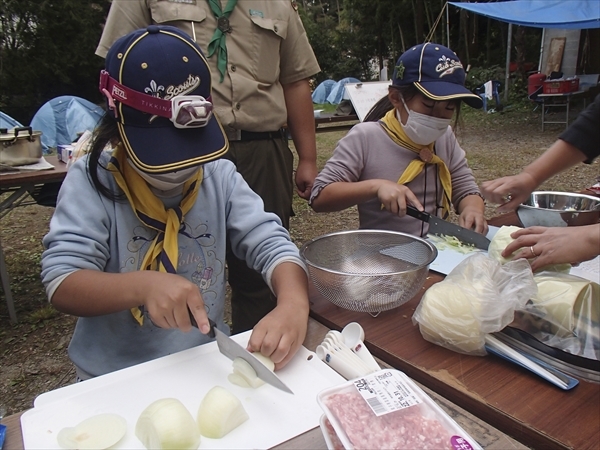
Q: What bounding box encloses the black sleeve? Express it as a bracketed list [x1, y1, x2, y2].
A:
[558, 93, 600, 163]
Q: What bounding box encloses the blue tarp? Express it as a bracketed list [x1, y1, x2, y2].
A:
[312, 79, 336, 104]
[327, 77, 361, 104]
[449, 1, 600, 29]
[30, 96, 104, 153]
[0, 111, 23, 129]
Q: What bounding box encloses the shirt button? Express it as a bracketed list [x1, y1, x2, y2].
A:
[231, 65, 236, 72]
[235, 103, 241, 110]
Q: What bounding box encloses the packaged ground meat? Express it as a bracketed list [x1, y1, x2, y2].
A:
[320, 415, 345, 450]
[317, 369, 482, 450]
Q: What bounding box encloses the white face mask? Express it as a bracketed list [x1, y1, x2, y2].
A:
[130, 162, 200, 191]
[398, 96, 452, 145]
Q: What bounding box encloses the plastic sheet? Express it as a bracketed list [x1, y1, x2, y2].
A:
[412, 253, 537, 355]
[511, 272, 600, 361]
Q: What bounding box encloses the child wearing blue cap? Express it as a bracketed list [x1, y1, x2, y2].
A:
[310, 43, 488, 238]
[41, 25, 309, 380]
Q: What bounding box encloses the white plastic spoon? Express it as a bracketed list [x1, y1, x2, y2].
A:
[316, 345, 365, 380]
[342, 322, 380, 371]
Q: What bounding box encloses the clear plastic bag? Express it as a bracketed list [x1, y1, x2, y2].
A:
[510, 271, 600, 360]
[412, 253, 537, 355]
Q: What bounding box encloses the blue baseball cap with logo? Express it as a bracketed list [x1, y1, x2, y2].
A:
[100, 25, 228, 173]
[392, 43, 483, 109]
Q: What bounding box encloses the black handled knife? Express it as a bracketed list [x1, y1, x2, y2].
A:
[406, 205, 490, 250]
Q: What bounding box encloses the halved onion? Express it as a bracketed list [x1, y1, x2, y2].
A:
[197, 386, 249, 438]
[57, 413, 127, 449]
[135, 398, 201, 450]
[227, 352, 275, 389]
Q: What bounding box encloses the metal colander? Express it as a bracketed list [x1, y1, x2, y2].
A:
[301, 230, 437, 313]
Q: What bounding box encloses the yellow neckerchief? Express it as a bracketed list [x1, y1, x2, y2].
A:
[379, 108, 452, 216]
[107, 144, 203, 325]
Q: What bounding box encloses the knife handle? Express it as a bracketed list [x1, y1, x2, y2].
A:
[188, 308, 217, 338]
[406, 205, 431, 222]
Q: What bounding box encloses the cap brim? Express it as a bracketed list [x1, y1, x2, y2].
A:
[415, 81, 483, 109]
[118, 115, 229, 173]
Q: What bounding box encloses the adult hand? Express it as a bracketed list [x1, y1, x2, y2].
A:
[295, 159, 318, 200]
[377, 180, 424, 216]
[247, 302, 308, 370]
[480, 172, 538, 213]
[141, 272, 209, 334]
[502, 224, 600, 272]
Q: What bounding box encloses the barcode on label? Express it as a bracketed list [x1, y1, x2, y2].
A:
[366, 396, 386, 415]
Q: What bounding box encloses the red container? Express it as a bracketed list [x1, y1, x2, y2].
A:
[543, 78, 580, 94]
[528, 73, 547, 95]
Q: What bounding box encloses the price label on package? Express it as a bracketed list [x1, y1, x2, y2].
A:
[353, 370, 422, 416]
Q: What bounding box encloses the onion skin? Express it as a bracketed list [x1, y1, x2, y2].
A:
[135, 398, 201, 450]
[197, 386, 249, 438]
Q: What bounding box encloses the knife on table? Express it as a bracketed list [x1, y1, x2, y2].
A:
[406, 205, 491, 250]
[190, 312, 294, 394]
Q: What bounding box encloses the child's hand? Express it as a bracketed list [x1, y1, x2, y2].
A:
[458, 206, 488, 235]
[141, 272, 209, 333]
[246, 302, 308, 371]
[377, 181, 423, 216]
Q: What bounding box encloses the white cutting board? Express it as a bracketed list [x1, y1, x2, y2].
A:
[428, 226, 499, 276]
[21, 331, 344, 450]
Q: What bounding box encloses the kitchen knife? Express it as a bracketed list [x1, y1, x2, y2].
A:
[406, 205, 491, 250]
[192, 314, 294, 394]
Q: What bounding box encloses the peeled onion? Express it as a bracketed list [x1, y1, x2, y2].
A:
[135, 398, 201, 450]
[197, 386, 249, 438]
[228, 352, 275, 388]
[57, 413, 127, 449]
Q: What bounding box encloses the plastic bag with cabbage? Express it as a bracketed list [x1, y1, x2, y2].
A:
[412, 253, 537, 355]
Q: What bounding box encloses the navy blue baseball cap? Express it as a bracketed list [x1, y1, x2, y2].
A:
[392, 43, 483, 109]
[101, 25, 228, 173]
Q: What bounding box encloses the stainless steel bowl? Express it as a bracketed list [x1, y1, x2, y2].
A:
[300, 230, 437, 313]
[517, 191, 600, 227]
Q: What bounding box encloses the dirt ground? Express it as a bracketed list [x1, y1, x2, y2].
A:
[1, 102, 598, 417]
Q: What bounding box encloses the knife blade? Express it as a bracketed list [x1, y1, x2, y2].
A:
[188, 312, 294, 393]
[213, 327, 294, 394]
[406, 205, 491, 250]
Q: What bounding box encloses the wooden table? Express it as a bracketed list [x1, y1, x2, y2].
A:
[3, 318, 523, 450]
[314, 113, 359, 133]
[308, 214, 600, 450]
[0, 155, 67, 322]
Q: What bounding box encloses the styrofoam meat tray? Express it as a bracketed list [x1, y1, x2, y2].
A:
[21, 331, 345, 449]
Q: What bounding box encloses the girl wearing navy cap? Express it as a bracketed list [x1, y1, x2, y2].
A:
[41, 26, 309, 380]
[310, 43, 488, 239]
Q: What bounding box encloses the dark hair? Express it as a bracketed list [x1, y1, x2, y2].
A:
[87, 113, 125, 201]
[363, 84, 462, 128]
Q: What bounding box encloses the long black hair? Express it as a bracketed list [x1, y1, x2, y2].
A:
[86, 112, 124, 201]
[363, 84, 462, 128]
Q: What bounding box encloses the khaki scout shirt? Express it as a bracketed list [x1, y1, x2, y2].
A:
[96, 0, 320, 133]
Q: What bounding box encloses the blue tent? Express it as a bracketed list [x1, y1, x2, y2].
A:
[326, 77, 361, 104]
[30, 96, 104, 153]
[0, 111, 23, 129]
[448, 1, 600, 29]
[312, 79, 336, 104]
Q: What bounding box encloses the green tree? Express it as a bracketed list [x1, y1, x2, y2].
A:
[0, 0, 109, 123]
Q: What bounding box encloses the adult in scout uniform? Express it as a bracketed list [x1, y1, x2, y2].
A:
[96, 0, 320, 333]
[310, 43, 488, 237]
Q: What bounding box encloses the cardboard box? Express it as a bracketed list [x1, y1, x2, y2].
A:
[543, 78, 580, 94]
